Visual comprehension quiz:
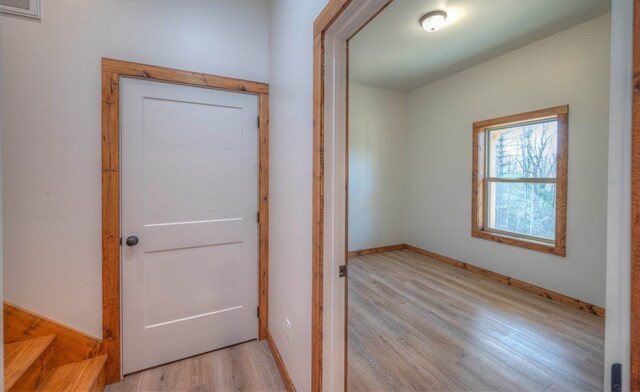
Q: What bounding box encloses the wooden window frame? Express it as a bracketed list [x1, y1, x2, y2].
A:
[313, 1, 393, 391]
[101, 58, 269, 385]
[472, 105, 568, 257]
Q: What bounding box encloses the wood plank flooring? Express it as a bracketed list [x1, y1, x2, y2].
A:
[347, 250, 604, 392]
[105, 340, 285, 392]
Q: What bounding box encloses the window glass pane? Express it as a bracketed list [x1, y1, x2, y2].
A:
[488, 120, 557, 179]
[487, 182, 556, 241]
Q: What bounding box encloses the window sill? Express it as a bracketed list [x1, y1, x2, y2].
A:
[471, 229, 566, 257]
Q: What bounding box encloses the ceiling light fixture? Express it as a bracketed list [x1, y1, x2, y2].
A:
[420, 10, 448, 32]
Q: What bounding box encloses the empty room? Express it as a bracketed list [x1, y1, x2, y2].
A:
[0, 0, 637, 391]
[344, 0, 616, 391]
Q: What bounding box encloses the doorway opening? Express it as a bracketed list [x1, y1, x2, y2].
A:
[101, 58, 270, 384]
[346, 2, 608, 390]
[312, 1, 634, 391]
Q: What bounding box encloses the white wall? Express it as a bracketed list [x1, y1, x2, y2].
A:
[604, 0, 632, 389]
[0, 0, 269, 338]
[404, 14, 610, 307]
[268, 0, 328, 391]
[348, 83, 406, 251]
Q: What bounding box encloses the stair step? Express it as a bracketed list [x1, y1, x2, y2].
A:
[4, 335, 56, 392]
[36, 356, 107, 392]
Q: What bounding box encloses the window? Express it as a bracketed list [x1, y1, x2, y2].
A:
[472, 105, 568, 256]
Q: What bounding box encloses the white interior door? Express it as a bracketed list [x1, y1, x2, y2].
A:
[121, 77, 259, 374]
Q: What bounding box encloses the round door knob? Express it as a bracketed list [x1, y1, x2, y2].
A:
[125, 236, 139, 246]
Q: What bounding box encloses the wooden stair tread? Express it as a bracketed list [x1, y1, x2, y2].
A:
[4, 335, 56, 391]
[36, 356, 107, 392]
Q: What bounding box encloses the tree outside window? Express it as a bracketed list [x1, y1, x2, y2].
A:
[472, 106, 568, 256]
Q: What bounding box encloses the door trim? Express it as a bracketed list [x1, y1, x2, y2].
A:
[631, 0, 640, 388]
[312, 2, 392, 391]
[101, 58, 269, 384]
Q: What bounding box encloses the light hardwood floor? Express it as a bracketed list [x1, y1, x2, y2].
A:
[348, 250, 604, 392]
[106, 340, 285, 392]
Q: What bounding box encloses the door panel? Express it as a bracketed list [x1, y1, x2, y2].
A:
[142, 98, 243, 225]
[142, 243, 244, 328]
[121, 77, 259, 374]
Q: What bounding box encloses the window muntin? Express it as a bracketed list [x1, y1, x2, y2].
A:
[484, 118, 559, 243]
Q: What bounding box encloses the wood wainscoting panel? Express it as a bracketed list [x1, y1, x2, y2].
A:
[4, 302, 102, 367]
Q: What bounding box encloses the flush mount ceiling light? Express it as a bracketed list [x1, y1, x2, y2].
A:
[420, 10, 448, 32]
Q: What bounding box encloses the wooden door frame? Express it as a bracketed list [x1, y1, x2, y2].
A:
[101, 58, 270, 384]
[631, 1, 640, 389]
[316, 2, 638, 392]
[312, 2, 391, 391]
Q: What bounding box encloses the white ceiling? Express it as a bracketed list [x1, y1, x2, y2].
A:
[349, 0, 611, 92]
